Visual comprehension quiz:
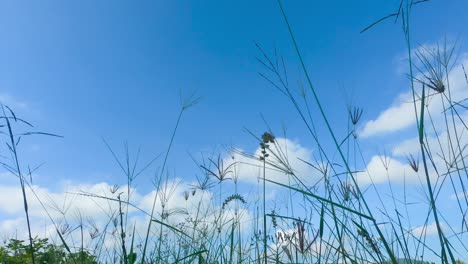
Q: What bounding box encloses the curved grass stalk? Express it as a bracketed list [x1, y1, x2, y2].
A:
[275, 1, 397, 262]
[140, 92, 199, 263]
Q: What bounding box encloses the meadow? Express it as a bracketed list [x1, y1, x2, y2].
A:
[0, 1, 467, 263]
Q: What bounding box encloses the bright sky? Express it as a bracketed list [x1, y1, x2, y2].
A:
[0, 0, 467, 262]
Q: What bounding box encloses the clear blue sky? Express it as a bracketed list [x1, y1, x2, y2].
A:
[0, 1, 467, 261]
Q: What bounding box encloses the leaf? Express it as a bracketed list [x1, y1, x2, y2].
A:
[20, 132, 64, 138]
[264, 178, 374, 221]
[4, 105, 17, 121]
[319, 203, 324, 238]
[419, 84, 426, 143]
[151, 219, 190, 238]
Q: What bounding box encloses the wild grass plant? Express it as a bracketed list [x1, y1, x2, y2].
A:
[1, 0, 468, 263]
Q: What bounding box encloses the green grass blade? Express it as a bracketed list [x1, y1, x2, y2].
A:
[264, 178, 374, 220]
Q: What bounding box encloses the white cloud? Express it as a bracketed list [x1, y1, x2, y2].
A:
[360, 91, 417, 138]
[450, 191, 468, 200]
[0, 217, 24, 240]
[357, 45, 468, 188]
[392, 137, 420, 157]
[356, 155, 421, 186]
[391, 110, 468, 173]
[360, 51, 468, 138]
[0, 181, 133, 219]
[137, 179, 215, 223]
[0, 176, 254, 257]
[231, 137, 319, 187]
[411, 222, 443, 237]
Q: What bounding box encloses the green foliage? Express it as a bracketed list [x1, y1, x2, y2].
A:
[0, 237, 97, 264]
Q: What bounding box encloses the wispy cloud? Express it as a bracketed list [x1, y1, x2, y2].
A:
[450, 191, 468, 200]
[411, 222, 443, 237]
[0, 93, 28, 110]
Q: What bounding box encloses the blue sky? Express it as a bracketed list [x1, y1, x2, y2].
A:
[0, 0, 468, 262]
[0, 0, 466, 187]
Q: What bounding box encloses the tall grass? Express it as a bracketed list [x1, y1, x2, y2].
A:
[0, 104, 64, 264]
[1, 1, 467, 264]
